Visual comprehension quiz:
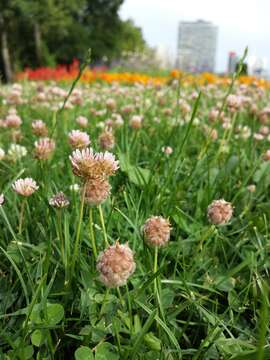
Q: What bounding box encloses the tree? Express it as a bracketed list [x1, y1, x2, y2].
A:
[0, 0, 147, 81]
[44, 0, 146, 65]
[0, 0, 20, 81]
[116, 19, 146, 54]
[78, 0, 125, 62]
[16, 0, 80, 66]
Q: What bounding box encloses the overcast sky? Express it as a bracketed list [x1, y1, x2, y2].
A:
[120, 0, 269, 72]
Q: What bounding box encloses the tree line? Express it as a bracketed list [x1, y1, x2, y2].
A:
[0, 0, 146, 82]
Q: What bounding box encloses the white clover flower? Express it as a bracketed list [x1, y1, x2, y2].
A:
[12, 178, 39, 196]
[0, 193, 4, 206]
[8, 144, 27, 161]
[68, 130, 90, 149]
[69, 183, 80, 192]
[0, 148, 5, 160]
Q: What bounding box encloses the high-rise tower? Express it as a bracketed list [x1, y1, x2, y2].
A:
[177, 20, 218, 73]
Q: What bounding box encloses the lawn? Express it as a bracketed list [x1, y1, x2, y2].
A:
[0, 74, 270, 359]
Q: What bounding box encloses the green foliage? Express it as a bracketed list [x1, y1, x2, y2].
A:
[0, 0, 147, 80]
[116, 19, 146, 53]
[75, 346, 94, 360]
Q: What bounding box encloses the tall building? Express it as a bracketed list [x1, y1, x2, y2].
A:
[227, 52, 239, 74]
[176, 20, 218, 73]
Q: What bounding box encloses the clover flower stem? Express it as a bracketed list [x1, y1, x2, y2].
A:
[99, 288, 110, 317]
[117, 287, 125, 307]
[18, 199, 27, 235]
[39, 159, 44, 183]
[130, 129, 138, 151]
[153, 246, 165, 325]
[225, 112, 238, 144]
[89, 207, 97, 259]
[154, 246, 159, 295]
[126, 284, 133, 335]
[112, 318, 122, 354]
[70, 184, 86, 281]
[98, 204, 109, 247]
[123, 118, 129, 153]
[198, 225, 216, 251]
[215, 112, 238, 161]
[56, 210, 65, 266]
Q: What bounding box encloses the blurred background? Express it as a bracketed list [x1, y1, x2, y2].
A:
[0, 0, 269, 82]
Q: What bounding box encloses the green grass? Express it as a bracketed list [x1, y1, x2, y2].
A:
[0, 72, 270, 360]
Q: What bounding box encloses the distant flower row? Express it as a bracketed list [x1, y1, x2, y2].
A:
[16, 60, 270, 87]
[16, 59, 166, 85]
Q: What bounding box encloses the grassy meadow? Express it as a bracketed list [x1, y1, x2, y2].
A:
[0, 72, 270, 359]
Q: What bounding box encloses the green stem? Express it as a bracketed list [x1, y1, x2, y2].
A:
[50, 49, 91, 137]
[99, 288, 110, 317]
[214, 112, 238, 162]
[56, 210, 65, 266]
[89, 207, 97, 259]
[98, 204, 109, 247]
[198, 225, 216, 251]
[18, 199, 27, 235]
[112, 318, 122, 355]
[117, 287, 125, 307]
[70, 184, 86, 283]
[126, 284, 133, 335]
[153, 247, 163, 331]
[154, 246, 158, 296]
